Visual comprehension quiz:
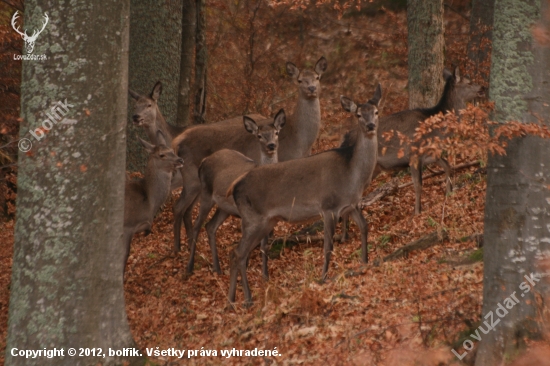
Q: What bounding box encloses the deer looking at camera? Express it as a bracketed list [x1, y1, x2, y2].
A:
[171, 56, 328, 253]
[122, 131, 183, 274]
[225, 85, 382, 306]
[339, 67, 483, 244]
[187, 110, 286, 275]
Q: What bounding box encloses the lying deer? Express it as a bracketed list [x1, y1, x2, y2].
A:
[172, 56, 328, 253]
[226, 85, 382, 306]
[187, 110, 286, 275]
[123, 130, 184, 274]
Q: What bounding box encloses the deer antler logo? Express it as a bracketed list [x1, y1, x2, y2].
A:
[11, 11, 49, 54]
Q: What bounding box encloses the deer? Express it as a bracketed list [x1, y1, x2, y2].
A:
[225, 84, 382, 306]
[171, 56, 328, 253]
[128, 82, 265, 190]
[11, 11, 49, 54]
[123, 130, 184, 274]
[187, 110, 286, 275]
[338, 68, 483, 243]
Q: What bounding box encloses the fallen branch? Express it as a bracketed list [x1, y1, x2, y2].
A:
[381, 230, 449, 263]
[359, 177, 399, 208]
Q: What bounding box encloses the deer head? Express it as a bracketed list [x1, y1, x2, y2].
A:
[11, 11, 49, 54]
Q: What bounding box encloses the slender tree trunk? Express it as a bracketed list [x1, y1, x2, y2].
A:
[407, 0, 445, 109]
[6, 1, 143, 365]
[467, 0, 495, 84]
[127, 0, 182, 171]
[177, 0, 196, 127]
[193, 0, 207, 124]
[475, 1, 550, 365]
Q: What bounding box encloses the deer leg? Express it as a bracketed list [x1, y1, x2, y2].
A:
[122, 230, 134, 277]
[187, 196, 214, 274]
[437, 158, 453, 194]
[349, 206, 369, 263]
[260, 235, 269, 281]
[173, 177, 201, 253]
[229, 219, 272, 307]
[205, 208, 230, 274]
[321, 211, 336, 281]
[410, 161, 423, 215]
[340, 213, 349, 243]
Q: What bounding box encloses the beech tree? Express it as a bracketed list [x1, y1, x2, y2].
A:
[476, 0, 550, 364]
[5, 1, 143, 365]
[406, 0, 445, 108]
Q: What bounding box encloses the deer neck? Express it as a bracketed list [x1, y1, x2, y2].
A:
[144, 161, 172, 214]
[154, 106, 184, 143]
[280, 95, 321, 161]
[352, 130, 379, 186]
[260, 151, 278, 166]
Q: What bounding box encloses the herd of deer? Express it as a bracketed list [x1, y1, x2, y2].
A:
[125, 57, 483, 306]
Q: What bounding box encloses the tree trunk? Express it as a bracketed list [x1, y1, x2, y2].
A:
[5, 1, 143, 365]
[467, 0, 495, 84]
[177, 0, 196, 127]
[475, 0, 550, 365]
[127, 0, 182, 171]
[406, 0, 445, 109]
[193, 0, 207, 124]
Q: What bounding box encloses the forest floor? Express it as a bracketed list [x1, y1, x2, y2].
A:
[1, 3, 547, 366]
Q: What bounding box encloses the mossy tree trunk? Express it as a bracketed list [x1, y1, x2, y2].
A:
[475, 0, 550, 364]
[406, 0, 445, 109]
[176, 0, 196, 127]
[467, 0, 495, 84]
[127, 0, 182, 171]
[5, 1, 143, 365]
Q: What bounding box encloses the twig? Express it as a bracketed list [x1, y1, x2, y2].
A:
[399, 161, 481, 189]
[381, 230, 449, 262]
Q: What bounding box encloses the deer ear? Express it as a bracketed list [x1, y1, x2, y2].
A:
[286, 62, 300, 79]
[453, 66, 461, 83]
[273, 109, 286, 130]
[368, 84, 382, 107]
[315, 56, 328, 76]
[156, 130, 167, 147]
[150, 81, 162, 101]
[340, 96, 357, 113]
[128, 88, 140, 100]
[139, 137, 155, 153]
[443, 68, 453, 81]
[243, 116, 259, 135]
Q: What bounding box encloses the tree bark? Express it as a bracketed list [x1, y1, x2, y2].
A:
[475, 0, 550, 364]
[193, 0, 207, 124]
[127, 0, 182, 171]
[467, 0, 495, 84]
[5, 1, 143, 365]
[406, 0, 445, 109]
[176, 0, 196, 127]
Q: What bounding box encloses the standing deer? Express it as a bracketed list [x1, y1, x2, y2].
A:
[171, 56, 328, 253]
[187, 110, 286, 275]
[226, 85, 382, 306]
[11, 11, 48, 54]
[129, 82, 265, 189]
[339, 67, 483, 242]
[123, 131, 183, 274]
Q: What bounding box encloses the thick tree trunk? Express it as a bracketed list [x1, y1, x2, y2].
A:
[127, 0, 182, 171]
[406, 0, 445, 109]
[5, 1, 143, 365]
[475, 1, 550, 365]
[193, 0, 207, 124]
[176, 0, 196, 127]
[467, 0, 495, 84]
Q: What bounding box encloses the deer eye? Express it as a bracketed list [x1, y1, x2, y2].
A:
[316, 76, 320, 80]
[148, 104, 152, 107]
[298, 80, 302, 83]
[159, 154, 165, 158]
[257, 135, 262, 139]
[356, 114, 361, 118]
[375, 111, 379, 115]
[275, 131, 279, 135]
